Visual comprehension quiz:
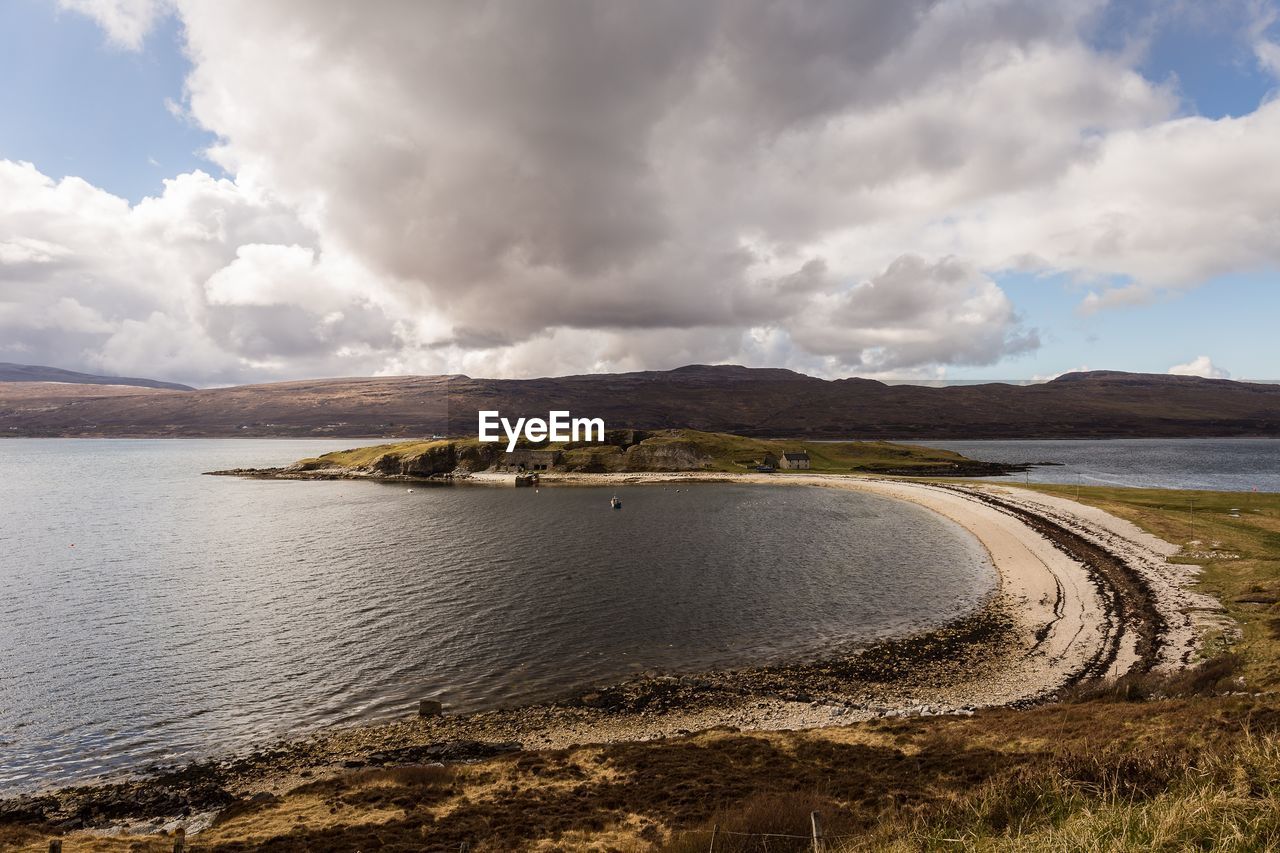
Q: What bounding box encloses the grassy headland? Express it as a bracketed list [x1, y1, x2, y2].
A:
[260, 429, 1023, 479]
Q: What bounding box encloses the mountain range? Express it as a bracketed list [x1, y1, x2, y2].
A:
[0, 362, 195, 391]
[3, 364, 1280, 439]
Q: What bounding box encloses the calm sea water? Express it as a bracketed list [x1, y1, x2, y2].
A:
[905, 438, 1280, 493]
[0, 439, 994, 792]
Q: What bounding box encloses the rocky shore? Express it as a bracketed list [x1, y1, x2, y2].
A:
[0, 477, 1224, 841]
[0, 607, 1015, 835]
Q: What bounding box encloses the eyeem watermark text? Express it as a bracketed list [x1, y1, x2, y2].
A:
[478, 410, 605, 452]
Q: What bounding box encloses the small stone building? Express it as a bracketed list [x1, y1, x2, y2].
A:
[499, 448, 562, 472]
[780, 451, 811, 470]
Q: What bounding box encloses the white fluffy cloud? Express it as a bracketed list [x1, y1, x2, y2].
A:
[5, 1, 1280, 384]
[0, 160, 416, 384]
[1169, 356, 1231, 379]
[789, 256, 1039, 372]
[952, 101, 1280, 312]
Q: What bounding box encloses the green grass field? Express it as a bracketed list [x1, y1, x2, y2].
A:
[595, 430, 981, 473]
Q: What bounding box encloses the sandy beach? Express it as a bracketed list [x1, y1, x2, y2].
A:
[500, 471, 1221, 698]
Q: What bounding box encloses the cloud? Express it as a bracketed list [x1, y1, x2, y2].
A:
[1258, 38, 1280, 74]
[1245, 0, 1280, 77]
[57, 0, 169, 49]
[789, 256, 1039, 372]
[1169, 355, 1231, 379]
[17, 0, 1280, 382]
[169, 0, 1110, 367]
[953, 100, 1280, 312]
[0, 160, 415, 386]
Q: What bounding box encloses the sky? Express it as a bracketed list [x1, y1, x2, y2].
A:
[1, 0, 1278, 387]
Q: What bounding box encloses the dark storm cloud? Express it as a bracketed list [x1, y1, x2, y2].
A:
[180, 0, 1057, 346]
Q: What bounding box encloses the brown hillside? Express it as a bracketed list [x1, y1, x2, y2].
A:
[2, 366, 1279, 438]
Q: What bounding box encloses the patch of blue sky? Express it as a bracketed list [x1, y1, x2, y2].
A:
[1086, 0, 1278, 119]
[0, 0, 218, 203]
[956, 271, 1280, 381]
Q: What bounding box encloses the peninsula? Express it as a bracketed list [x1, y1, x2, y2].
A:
[208, 429, 1029, 481]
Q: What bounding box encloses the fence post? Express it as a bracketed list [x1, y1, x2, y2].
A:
[460, 843, 470, 852]
[811, 811, 824, 853]
[708, 823, 719, 851]
[174, 827, 186, 853]
[49, 842, 62, 853]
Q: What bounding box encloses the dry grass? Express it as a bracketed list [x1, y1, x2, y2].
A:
[1059, 653, 1243, 703]
[842, 730, 1280, 852]
[298, 438, 456, 468]
[11, 693, 1280, 852]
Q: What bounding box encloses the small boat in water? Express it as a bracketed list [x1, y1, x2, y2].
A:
[610, 495, 622, 509]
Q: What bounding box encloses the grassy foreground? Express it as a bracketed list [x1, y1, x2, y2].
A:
[6, 484, 1280, 852]
[6, 692, 1273, 852]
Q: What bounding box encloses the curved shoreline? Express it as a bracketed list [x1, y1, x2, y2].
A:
[520, 473, 1199, 699]
[0, 474, 1225, 834]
